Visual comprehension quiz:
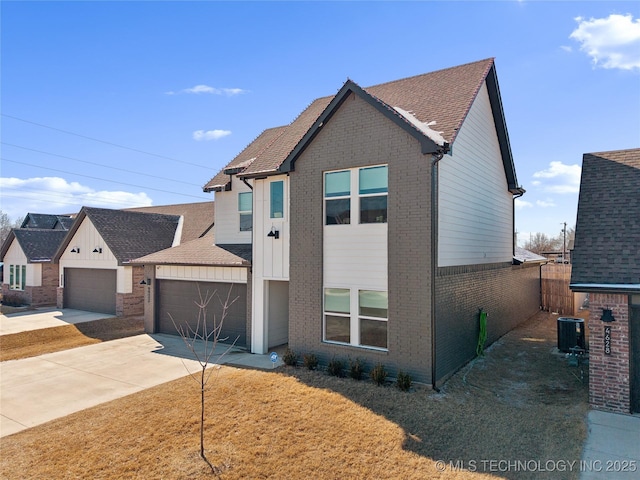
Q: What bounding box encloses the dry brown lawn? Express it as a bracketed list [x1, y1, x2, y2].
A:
[0, 316, 144, 361]
[0, 312, 589, 479]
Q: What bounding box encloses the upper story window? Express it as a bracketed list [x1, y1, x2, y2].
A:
[359, 166, 388, 224]
[9, 264, 26, 290]
[325, 170, 351, 225]
[270, 181, 284, 219]
[324, 165, 388, 225]
[238, 191, 253, 232]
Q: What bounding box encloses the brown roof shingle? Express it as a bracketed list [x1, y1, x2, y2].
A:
[571, 148, 640, 287]
[125, 201, 214, 243]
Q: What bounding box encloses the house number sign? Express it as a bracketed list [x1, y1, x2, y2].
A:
[604, 326, 612, 355]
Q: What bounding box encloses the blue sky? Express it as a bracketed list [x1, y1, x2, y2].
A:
[1, 1, 638, 244]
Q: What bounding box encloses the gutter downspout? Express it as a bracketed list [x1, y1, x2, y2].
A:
[431, 150, 445, 392]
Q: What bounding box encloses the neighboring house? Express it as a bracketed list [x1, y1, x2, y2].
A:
[125, 201, 214, 243]
[1, 229, 68, 306]
[570, 148, 640, 414]
[53, 207, 184, 316]
[0, 212, 74, 306]
[187, 57, 542, 386]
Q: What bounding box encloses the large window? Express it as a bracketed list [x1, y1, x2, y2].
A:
[9, 264, 26, 290]
[324, 170, 351, 225]
[323, 288, 388, 350]
[359, 166, 388, 224]
[270, 181, 284, 218]
[324, 165, 387, 225]
[238, 191, 253, 232]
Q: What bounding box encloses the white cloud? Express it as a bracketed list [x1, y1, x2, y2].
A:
[0, 177, 153, 218]
[532, 161, 581, 194]
[166, 84, 248, 96]
[192, 129, 232, 141]
[536, 199, 556, 208]
[560, 45, 572, 53]
[570, 14, 640, 70]
[515, 198, 533, 209]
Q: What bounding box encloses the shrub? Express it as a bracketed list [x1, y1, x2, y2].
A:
[349, 357, 365, 380]
[396, 371, 412, 392]
[370, 362, 387, 386]
[282, 348, 298, 366]
[2, 292, 26, 307]
[303, 353, 318, 370]
[327, 357, 345, 377]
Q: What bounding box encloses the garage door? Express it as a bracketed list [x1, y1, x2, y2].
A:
[64, 268, 117, 314]
[157, 280, 247, 348]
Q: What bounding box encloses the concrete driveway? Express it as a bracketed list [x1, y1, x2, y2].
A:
[0, 308, 281, 438]
[0, 307, 116, 335]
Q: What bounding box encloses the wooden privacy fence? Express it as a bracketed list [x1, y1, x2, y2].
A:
[541, 264, 574, 315]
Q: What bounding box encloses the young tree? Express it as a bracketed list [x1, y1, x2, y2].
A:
[169, 284, 239, 475]
[523, 232, 561, 255]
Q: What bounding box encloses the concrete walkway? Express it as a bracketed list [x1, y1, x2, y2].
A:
[580, 410, 640, 479]
[0, 307, 116, 335]
[0, 333, 282, 438]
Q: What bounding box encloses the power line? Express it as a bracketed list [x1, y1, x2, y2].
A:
[1, 187, 151, 210]
[1, 142, 203, 188]
[1, 158, 210, 201]
[1, 113, 213, 170]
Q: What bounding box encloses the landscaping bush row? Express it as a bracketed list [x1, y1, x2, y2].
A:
[282, 348, 412, 391]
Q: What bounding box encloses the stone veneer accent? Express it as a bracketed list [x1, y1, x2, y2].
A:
[588, 293, 631, 413]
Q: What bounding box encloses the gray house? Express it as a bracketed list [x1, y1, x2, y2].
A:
[198, 58, 541, 387]
[570, 148, 640, 414]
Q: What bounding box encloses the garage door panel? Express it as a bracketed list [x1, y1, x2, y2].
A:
[157, 280, 246, 348]
[64, 268, 116, 314]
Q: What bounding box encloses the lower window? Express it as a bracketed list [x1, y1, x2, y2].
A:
[323, 288, 388, 350]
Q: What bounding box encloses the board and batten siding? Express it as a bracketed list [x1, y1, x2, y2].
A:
[251, 175, 290, 354]
[437, 82, 513, 267]
[213, 176, 252, 245]
[155, 265, 247, 283]
[2, 239, 42, 287]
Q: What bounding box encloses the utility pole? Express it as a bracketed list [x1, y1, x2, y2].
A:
[562, 222, 567, 261]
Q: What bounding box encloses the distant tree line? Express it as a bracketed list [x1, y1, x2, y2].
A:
[0, 211, 22, 246]
[522, 225, 575, 255]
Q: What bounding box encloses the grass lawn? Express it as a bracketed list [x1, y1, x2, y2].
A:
[0, 312, 589, 479]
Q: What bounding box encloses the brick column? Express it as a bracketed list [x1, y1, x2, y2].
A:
[588, 293, 630, 413]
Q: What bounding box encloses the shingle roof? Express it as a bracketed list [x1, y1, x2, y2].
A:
[514, 247, 547, 264]
[21, 213, 74, 230]
[203, 126, 287, 192]
[571, 148, 640, 287]
[54, 207, 182, 265]
[204, 58, 521, 192]
[0, 229, 68, 263]
[131, 232, 251, 266]
[125, 201, 214, 242]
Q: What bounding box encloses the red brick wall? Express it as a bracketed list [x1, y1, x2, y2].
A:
[588, 293, 631, 413]
[28, 264, 59, 306]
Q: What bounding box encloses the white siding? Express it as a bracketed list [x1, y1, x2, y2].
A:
[58, 217, 129, 292]
[324, 224, 387, 290]
[2, 239, 40, 287]
[214, 176, 252, 245]
[251, 175, 290, 354]
[438, 82, 513, 267]
[156, 265, 247, 283]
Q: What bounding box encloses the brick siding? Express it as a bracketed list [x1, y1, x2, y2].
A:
[588, 293, 631, 413]
[289, 93, 435, 383]
[116, 265, 145, 317]
[435, 262, 541, 383]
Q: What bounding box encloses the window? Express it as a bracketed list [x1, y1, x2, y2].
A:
[358, 290, 388, 348]
[325, 170, 351, 225]
[238, 192, 253, 232]
[324, 166, 388, 225]
[270, 181, 284, 218]
[359, 166, 388, 224]
[9, 264, 26, 290]
[323, 288, 388, 350]
[324, 288, 350, 343]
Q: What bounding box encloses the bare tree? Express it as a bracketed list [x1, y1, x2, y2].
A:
[0, 211, 22, 246]
[524, 232, 561, 255]
[169, 284, 239, 475]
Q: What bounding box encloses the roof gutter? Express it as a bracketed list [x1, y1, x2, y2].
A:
[431, 150, 445, 392]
